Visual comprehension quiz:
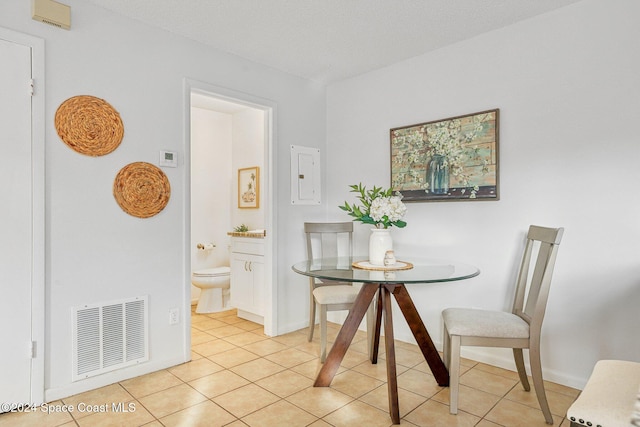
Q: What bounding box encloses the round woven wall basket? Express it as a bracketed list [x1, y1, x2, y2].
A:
[113, 162, 171, 218]
[55, 95, 124, 156]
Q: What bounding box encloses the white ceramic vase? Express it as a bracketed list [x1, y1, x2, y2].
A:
[369, 228, 393, 266]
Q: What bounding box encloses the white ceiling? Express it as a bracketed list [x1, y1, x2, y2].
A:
[85, 0, 584, 83]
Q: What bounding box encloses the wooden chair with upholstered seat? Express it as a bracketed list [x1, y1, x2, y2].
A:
[442, 225, 564, 424]
[304, 222, 361, 362]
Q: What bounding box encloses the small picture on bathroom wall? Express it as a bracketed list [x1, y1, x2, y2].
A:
[238, 166, 260, 209]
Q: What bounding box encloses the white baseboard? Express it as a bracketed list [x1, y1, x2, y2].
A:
[277, 319, 312, 336]
[391, 329, 587, 390]
[44, 356, 188, 402]
[237, 309, 263, 325]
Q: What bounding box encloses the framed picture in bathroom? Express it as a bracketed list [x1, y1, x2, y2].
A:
[238, 166, 260, 209]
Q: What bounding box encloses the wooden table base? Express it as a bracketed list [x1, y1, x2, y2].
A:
[314, 282, 449, 424]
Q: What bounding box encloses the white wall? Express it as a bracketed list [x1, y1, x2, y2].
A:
[0, 0, 326, 400]
[190, 106, 265, 303]
[190, 107, 232, 301]
[326, 0, 640, 388]
[231, 108, 266, 230]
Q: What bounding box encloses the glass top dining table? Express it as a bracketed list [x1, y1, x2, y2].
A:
[292, 256, 479, 284]
[292, 256, 480, 425]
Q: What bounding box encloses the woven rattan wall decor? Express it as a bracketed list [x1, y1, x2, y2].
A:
[113, 162, 171, 218]
[55, 95, 124, 156]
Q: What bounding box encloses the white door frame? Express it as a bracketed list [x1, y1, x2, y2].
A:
[0, 26, 46, 405]
[182, 78, 278, 351]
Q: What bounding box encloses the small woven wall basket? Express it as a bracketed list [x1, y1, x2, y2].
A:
[113, 162, 171, 218]
[55, 95, 124, 156]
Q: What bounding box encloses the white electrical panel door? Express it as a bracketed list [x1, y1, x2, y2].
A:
[297, 152, 315, 200]
[290, 145, 320, 205]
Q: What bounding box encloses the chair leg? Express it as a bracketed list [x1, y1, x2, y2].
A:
[529, 346, 553, 424]
[449, 335, 461, 415]
[443, 324, 450, 370]
[308, 296, 316, 342]
[319, 304, 327, 363]
[513, 348, 530, 391]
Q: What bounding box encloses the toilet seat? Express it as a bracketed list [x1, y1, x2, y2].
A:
[192, 266, 230, 277]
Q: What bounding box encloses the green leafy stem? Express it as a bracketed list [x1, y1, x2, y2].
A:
[338, 183, 407, 229]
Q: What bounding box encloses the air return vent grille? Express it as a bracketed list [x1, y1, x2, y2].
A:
[72, 296, 148, 381]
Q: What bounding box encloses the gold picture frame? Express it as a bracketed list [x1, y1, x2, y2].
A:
[238, 166, 260, 209]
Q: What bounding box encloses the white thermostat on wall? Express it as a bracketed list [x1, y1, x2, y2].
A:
[159, 150, 178, 168]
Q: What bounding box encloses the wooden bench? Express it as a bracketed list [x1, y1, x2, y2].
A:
[567, 360, 640, 427]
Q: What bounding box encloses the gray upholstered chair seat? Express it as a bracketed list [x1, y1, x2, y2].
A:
[313, 285, 359, 305]
[442, 308, 529, 339]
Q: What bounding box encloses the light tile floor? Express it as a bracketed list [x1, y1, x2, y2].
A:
[1, 308, 580, 427]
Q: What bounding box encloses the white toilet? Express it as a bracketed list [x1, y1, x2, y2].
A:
[191, 266, 231, 313]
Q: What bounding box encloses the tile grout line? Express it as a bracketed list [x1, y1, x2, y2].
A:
[0, 308, 576, 427]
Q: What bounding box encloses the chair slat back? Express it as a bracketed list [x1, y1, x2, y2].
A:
[304, 222, 353, 260]
[512, 225, 564, 331]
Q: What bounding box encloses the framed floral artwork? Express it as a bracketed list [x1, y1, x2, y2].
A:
[390, 109, 499, 202]
[238, 166, 259, 209]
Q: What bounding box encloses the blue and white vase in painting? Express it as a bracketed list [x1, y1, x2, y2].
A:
[428, 154, 449, 195]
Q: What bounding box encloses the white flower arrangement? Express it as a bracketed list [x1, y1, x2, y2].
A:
[370, 196, 406, 224]
[339, 183, 407, 229]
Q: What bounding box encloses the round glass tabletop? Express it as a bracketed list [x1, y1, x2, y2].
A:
[292, 256, 479, 284]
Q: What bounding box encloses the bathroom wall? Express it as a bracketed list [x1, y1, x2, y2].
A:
[190, 106, 265, 302]
[231, 108, 266, 230]
[190, 107, 233, 301]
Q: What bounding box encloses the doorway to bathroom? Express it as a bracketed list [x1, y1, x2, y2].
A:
[185, 80, 277, 339]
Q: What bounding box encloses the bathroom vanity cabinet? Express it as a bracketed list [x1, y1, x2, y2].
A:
[229, 236, 264, 324]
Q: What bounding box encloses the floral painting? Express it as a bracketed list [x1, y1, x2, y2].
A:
[390, 109, 499, 202]
[238, 166, 259, 209]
